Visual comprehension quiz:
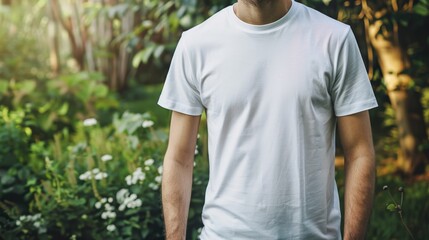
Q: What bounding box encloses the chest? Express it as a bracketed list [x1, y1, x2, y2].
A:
[196, 38, 333, 116]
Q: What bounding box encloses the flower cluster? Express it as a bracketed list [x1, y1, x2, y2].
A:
[107, 224, 116, 232]
[143, 158, 154, 171]
[83, 118, 97, 127]
[79, 168, 108, 180]
[101, 154, 113, 162]
[15, 213, 47, 234]
[148, 175, 162, 190]
[142, 120, 154, 128]
[125, 167, 145, 185]
[95, 197, 116, 220]
[116, 188, 142, 211]
[144, 158, 154, 166]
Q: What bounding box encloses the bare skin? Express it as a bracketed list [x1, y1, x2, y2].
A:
[234, 0, 292, 25]
[161, 1, 375, 239]
[338, 111, 376, 239]
[162, 111, 200, 240]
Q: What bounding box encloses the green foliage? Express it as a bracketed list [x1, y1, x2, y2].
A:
[0, 104, 207, 239]
[0, 0, 50, 81]
[1, 0, 428, 239]
[368, 178, 429, 240]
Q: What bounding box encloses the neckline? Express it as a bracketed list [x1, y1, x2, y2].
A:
[227, 0, 297, 34]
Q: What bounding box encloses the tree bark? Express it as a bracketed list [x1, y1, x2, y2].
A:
[47, 0, 61, 76]
[363, 1, 428, 175]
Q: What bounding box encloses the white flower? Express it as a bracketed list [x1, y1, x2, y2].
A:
[101, 154, 113, 162]
[95, 202, 102, 209]
[149, 183, 159, 190]
[142, 120, 154, 128]
[105, 203, 114, 211]
[134, 199, 142, 207]
[94, 172, 108, 180]
[116, 189, 130, 203]
[19, 216, 26, 221]
[158, 166, 163, 175]
[101, 212, 108, 219]
[125, 168, 146, 185]
[107, 224, 116, 232]
[117, 191, 142, 210]
[83, 118, 97, 127]
[80, 169, 107, 181]
[108, 197, 113, 203]
[79, 171, 91, 180]
[101, 198, 107, 203]
[33, 221, 41, 228]
[144, 159, 154, 166]
[195, 147, 198, 155]
[118, 204, 126, 211]
[16, 220, 21, 226]
[125, 175, 132, 185]
[155, 176, 162, 183]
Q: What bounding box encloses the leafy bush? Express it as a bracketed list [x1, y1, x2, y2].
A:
[0, 110, 207, 239]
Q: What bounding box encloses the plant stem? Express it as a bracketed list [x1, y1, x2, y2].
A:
[398, 211, 415, 240]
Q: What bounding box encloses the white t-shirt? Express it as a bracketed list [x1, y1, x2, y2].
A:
[158, 1, 378, 239]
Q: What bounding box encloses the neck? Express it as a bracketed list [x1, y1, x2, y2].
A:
[233, 0, 292, 25]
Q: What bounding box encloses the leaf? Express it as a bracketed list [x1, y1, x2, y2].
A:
[386, 203, 397, 212]
[107, 3, 129, 18]
[16, 80, 36, 93]
[179, 15, 192, 28]
[68, 198, 86, 206]
[153, 45, 165, 59]
[414, 4, 429, 16]
[0, 80, 8, 94]
[58, 103, 69, 116]
[93, 84, 108, 98]
[1, 174, 15, 185]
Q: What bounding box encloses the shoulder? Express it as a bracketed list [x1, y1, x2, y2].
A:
[294, 1, 351, 41]
[180, 6, 230, 44]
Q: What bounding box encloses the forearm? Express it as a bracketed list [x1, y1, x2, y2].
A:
[343, 154, 375, 240]
[162, 155, 194, 240]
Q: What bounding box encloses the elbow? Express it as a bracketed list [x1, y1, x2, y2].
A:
[164, 146, 195, 168]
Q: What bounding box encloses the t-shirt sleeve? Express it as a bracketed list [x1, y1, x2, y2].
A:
[331, 27, 378, 117]
[157, 32, 204, 116]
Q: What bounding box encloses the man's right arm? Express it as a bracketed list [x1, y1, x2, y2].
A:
[162, 111, 201, 240]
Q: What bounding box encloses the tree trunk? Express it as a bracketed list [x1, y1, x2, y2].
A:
[47, 0, 61, 76]
[365, 13, 428, 175]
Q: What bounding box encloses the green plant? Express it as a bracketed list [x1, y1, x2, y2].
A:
[382, 185, 416, 240]
[0, 110, 207, 239]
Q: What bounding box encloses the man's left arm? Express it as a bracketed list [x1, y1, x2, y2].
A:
[338, 110, 375, 240]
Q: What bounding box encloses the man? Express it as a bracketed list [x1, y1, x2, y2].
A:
[158, 0, 377, 239]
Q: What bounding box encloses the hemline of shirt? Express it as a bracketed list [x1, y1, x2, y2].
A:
[157, 96, 378, 118]
[158, 97, 203, 116]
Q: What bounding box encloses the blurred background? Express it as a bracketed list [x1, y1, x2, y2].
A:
[0, 0, 428, 239]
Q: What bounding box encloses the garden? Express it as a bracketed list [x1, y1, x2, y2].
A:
[0, 0, 429, 239]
